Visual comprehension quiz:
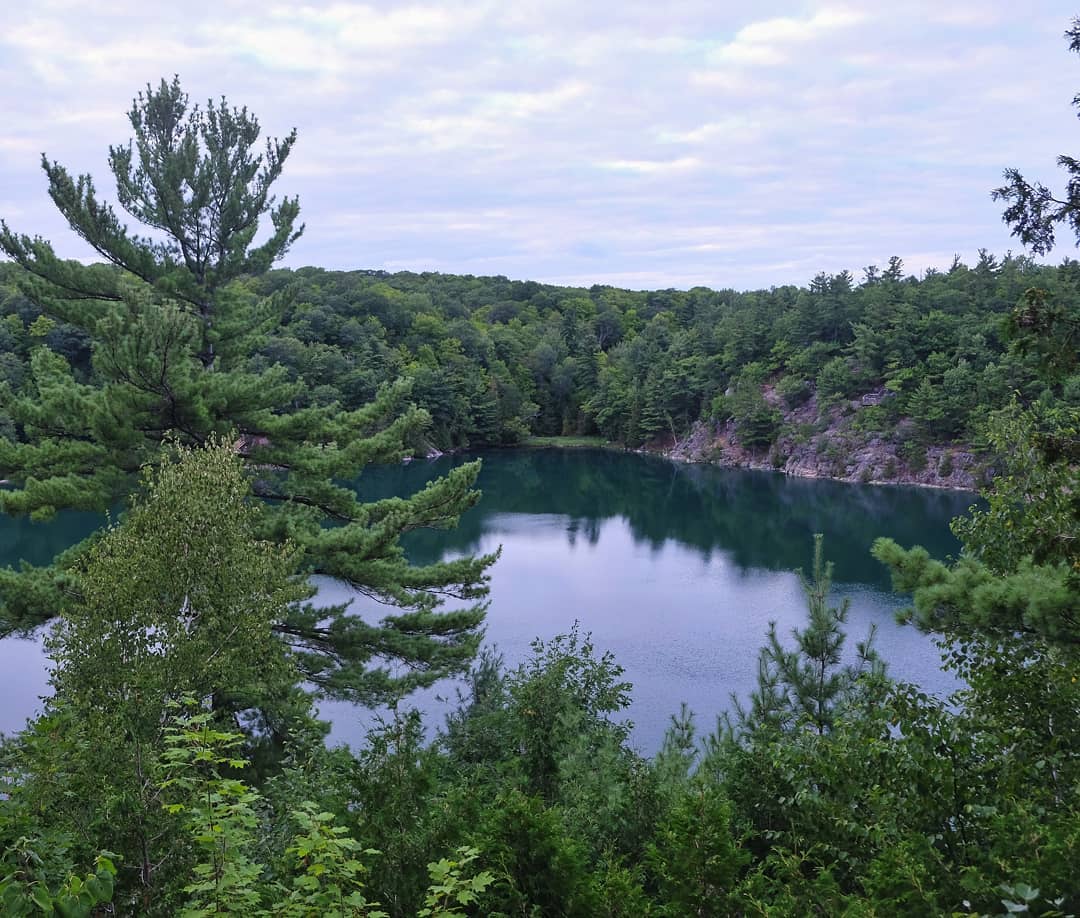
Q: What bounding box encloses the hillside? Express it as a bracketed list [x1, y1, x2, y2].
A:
[3, 251, 1077, 489]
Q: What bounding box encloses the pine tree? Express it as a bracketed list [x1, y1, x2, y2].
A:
[874, 402, 1080, 645]
[736, 535, 886, 735]
[0, 77, 495, 705]
[993, 19, 1080, 256]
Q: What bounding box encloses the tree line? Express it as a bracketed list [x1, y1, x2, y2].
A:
[4, 242, 1079, 468]
[178, 249, 1080, 458]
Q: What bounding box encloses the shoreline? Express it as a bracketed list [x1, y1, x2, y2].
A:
[658, 448, 980, 493]
[488, 436, 982, 494]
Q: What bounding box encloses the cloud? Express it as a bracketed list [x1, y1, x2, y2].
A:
[481, 82, 590, 118]
[657, 116, 765, 145]
[0, 137, 39, 155]
[273, 2, 482, 49]
[596, 157, 703, 174]
[202, 3, 492, 79]
[2, 0, 1079, 290]
[709, 6, 868, 67]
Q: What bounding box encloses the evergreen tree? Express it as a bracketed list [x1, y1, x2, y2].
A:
[735, 535, 885, 735]
[873, 401, 1080, 645]
[723, 367, 782, 452]
[993, 19, 1080, 256]
[0, 78, 495, 705]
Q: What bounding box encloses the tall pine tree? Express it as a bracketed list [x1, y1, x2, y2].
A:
[0, 77, 495, 704]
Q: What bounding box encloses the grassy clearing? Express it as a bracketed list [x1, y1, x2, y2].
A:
[520, 435, 611, 449]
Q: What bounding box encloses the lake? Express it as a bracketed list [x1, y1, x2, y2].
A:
[0, 448, 975, 753]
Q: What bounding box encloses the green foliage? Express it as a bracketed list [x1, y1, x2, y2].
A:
[52, 438, 304, 722]
[504, 625, 632, 802]
[160, 708, 270, 917]
[817, 356, 857, 405]
[0, 846, 116, 918]
[952, 402, 1079, 573]
[161, 704, 389, 917]
[470, 790, 602, 917]
[904, 361, 979, 441]
[898, 437, 928, 472]
[734, 535, 886, 736]
[5, 55, 1080, 918]
[993, 18, 1080, 257]
[80, 244, 1053, 461]
[645, 784, 745, 915]
[776, 374, 812, 409]
[0, 443, 318, 911]
[721, 371, 783, 451]
[0, 76, 301, 340]
[850, 404, 890, 435]
[862, 131, 1080, 909]
[416, 847, 494, 917]
[872, 538, 1077, 643]
[435, 634, 658, 915]
[345, 710, 458, 918]
[907, 377, 946, 439]
[875, 402, 1079, 645]
[439, 648, 514, 772]
[0, 82, 495, 708]
[281, 805, 388, 918]
[522, 435, 608, 449]
[1, 210, 1066, 470]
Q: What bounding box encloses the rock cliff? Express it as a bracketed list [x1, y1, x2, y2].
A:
[664, 390, 987, 491]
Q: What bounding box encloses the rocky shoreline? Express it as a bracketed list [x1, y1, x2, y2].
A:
[656, 390, 989, 494]
[425, 387, 992, 494]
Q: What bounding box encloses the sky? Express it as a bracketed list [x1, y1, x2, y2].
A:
[3, 0, 1080, 291]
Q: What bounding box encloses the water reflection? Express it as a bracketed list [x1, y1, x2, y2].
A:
[0, 510, 102, 570]
[364, 449, 974, 588]
[0, 450, 974, 751]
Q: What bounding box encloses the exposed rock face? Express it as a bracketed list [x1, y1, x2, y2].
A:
[665, 392, 986, 491]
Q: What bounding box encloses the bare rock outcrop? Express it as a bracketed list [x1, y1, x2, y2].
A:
[666, 392, 986, 491]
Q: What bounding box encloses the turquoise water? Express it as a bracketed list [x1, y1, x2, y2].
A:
[0, 449, 975, 752]
[317, 449, 973, 751]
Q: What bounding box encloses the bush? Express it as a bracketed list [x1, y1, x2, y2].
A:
[816, 357, 857, 405]
[646, 784, 746, 915]
[470, 791, 601, 917]
[851, 405, 888, 435]
[776, 375, 812, 409]
[898, 440, 927, 472]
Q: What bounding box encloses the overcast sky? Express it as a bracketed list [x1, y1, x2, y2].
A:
[3, 1, 1080, 291]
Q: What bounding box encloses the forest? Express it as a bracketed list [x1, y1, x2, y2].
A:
[0, 30, 1077, 918]
[5, 246, 1077, 482]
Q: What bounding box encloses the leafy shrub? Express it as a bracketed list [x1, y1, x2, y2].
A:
[776, 375, 811, 409]
[898, 439, 927, 472]
[816, 357, 857, 405]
